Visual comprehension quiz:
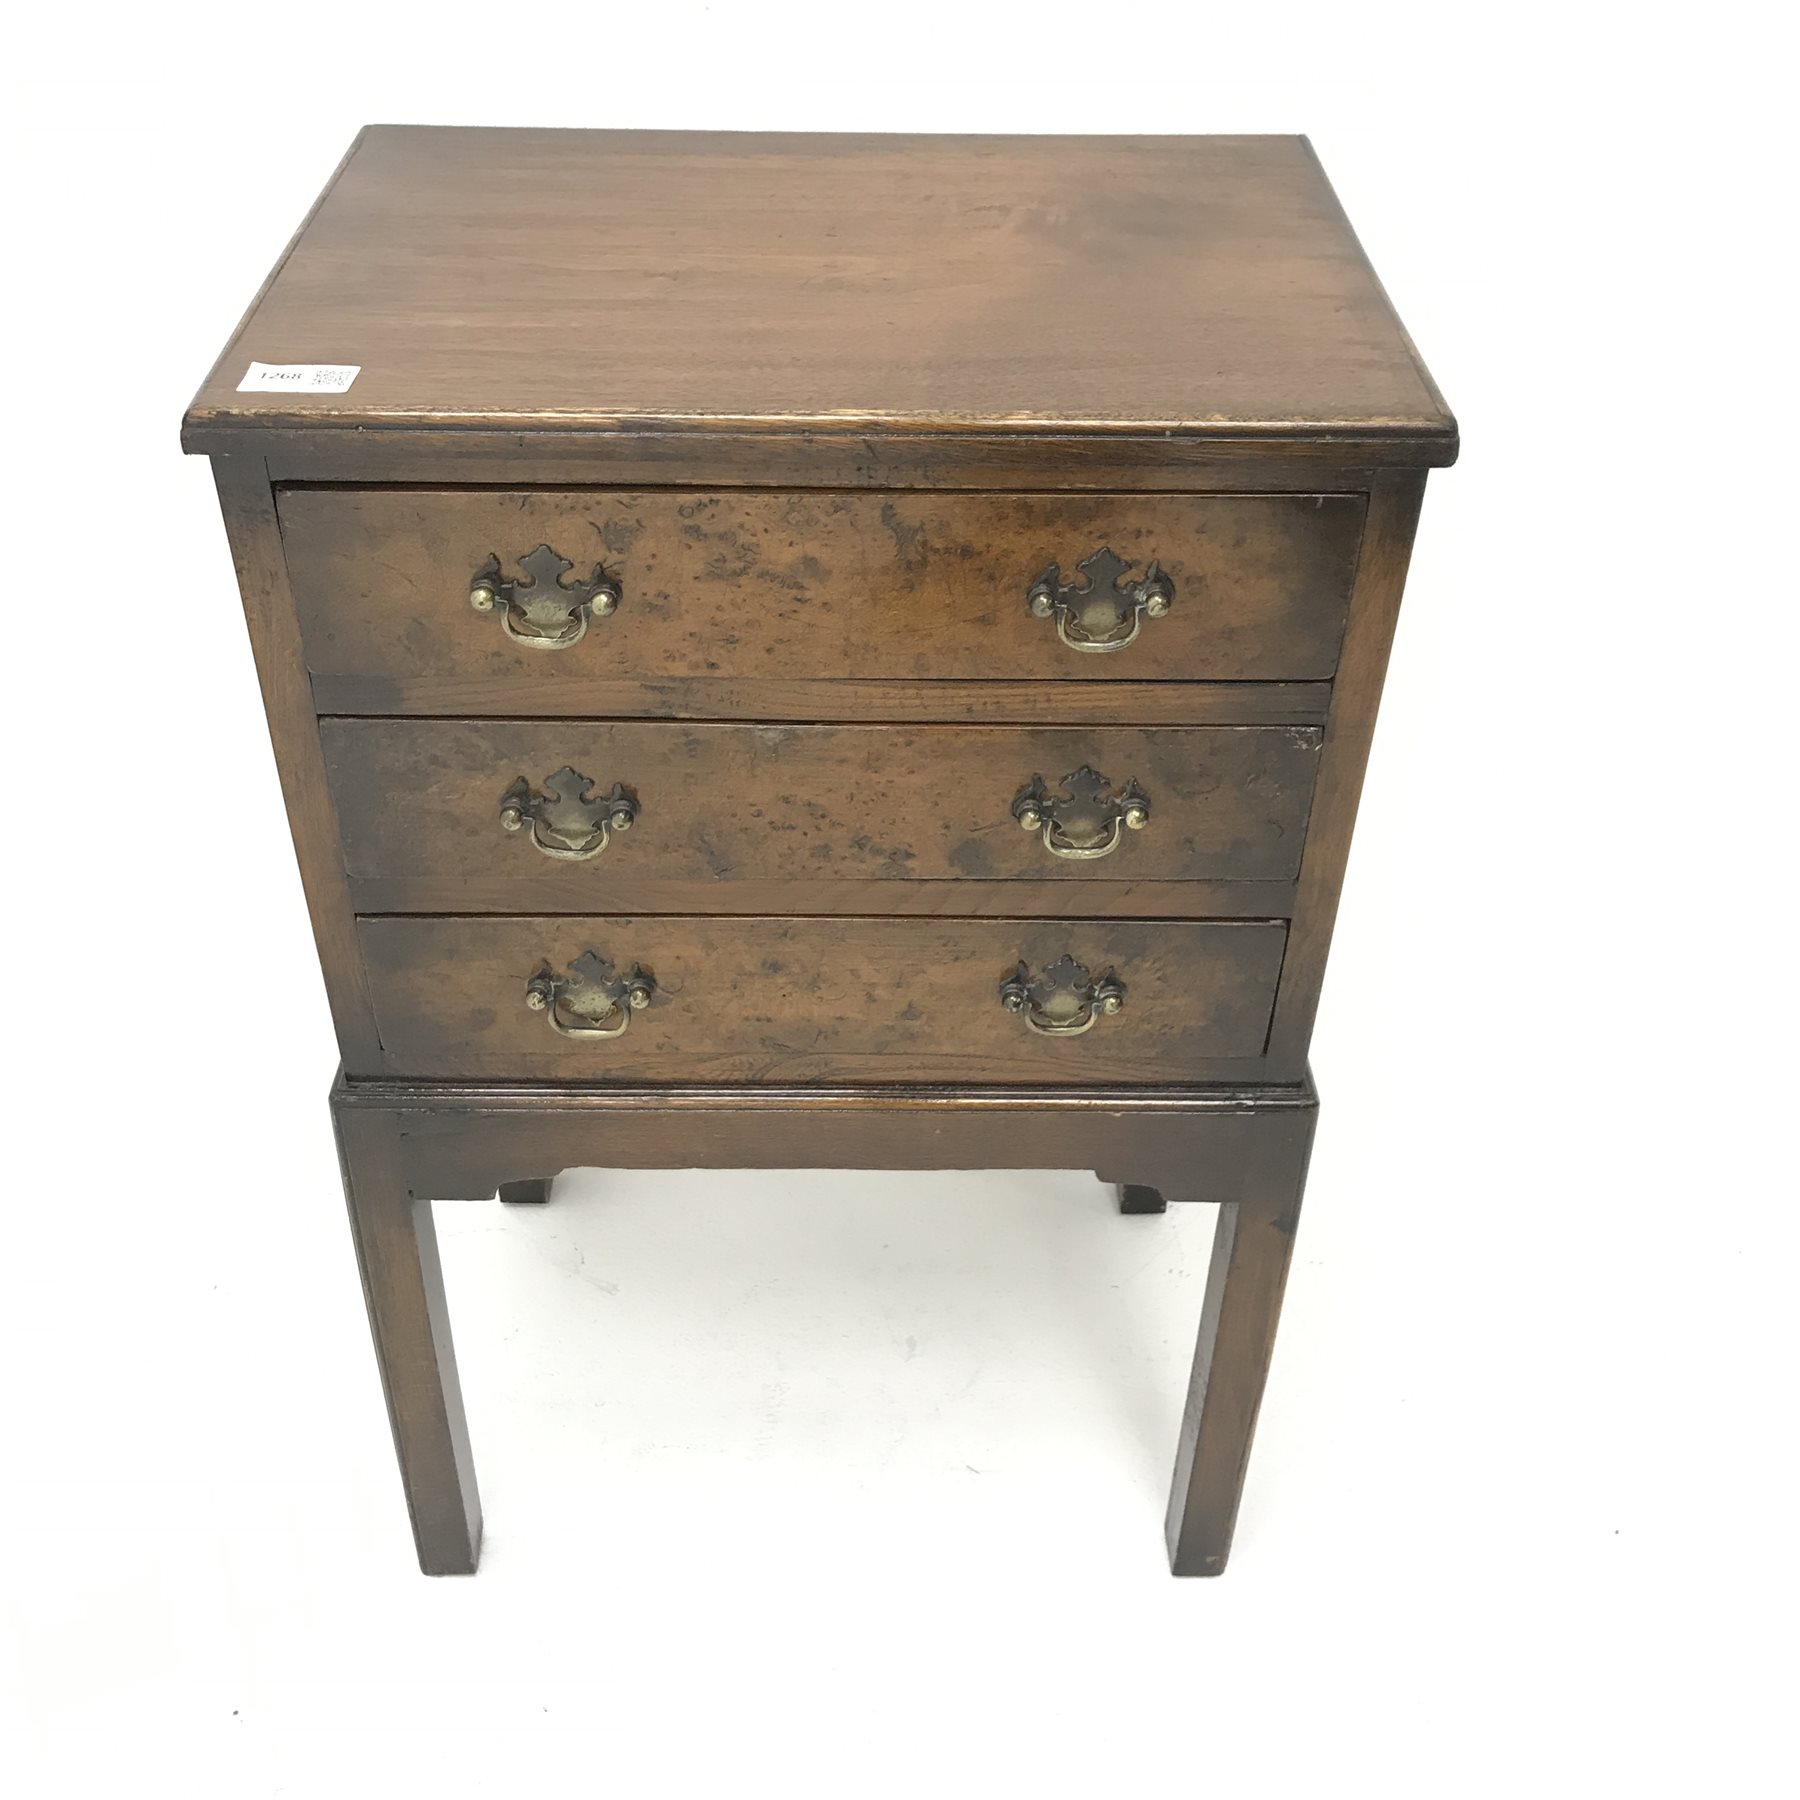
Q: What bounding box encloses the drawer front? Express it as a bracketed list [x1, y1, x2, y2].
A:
[322, 721, 1321, 896]
[281, 489, 1364, 707]
[358, 916, 1287, 1083]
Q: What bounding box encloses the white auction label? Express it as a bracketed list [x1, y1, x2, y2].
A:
[237, 361, 361, 394]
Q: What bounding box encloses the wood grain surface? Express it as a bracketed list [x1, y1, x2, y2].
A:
[188, 124, 1453, 1581]
[239, 429, 1401, 488]
[320, 719, 1322, 891]
[211, 457, 382, 1064]
[308, 677, 1331, 728]
[1164, 1107, 1316, 1575]
[1264, 470, 1426, 1062]
[185, 128, 1456, 456]
[357, 916, 1288, 1084]
[338, 1070, 1320, 1202]
[343, 877, 1297, 922]
[334, 1106, 480, 1574]
[280, 488, 1365, 697]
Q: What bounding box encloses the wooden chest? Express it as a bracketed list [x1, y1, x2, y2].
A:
[185, 127, 1455, 1575]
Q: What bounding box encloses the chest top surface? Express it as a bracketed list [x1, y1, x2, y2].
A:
[184, 127, 1454, 459]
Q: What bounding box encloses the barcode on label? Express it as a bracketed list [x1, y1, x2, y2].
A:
[237, 361, 361, 394]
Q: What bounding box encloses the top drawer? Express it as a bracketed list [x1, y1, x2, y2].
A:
[278, 490, 1364, 712]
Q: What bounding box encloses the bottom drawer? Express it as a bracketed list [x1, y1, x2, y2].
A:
[358, 916, 1286, 1084]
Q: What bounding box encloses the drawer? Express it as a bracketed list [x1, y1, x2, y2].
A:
[280, 489, 1364, 711]
[322, 721, 1321, 903]
[358, 916, 1288, 1083]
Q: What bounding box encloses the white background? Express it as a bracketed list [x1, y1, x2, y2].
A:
[4, 3, 1794, 1794]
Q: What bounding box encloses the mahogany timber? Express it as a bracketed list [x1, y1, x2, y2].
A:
[184, 129, 1456, 460]
[278, 488, 1365, 696]
[188, 128, 1454, 1579]
[319, 720, 1323, 893]
[355, 915, 1289, 1084]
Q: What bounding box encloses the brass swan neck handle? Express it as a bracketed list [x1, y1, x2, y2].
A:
[500, 767, 639, 862]
[1012, 766, 1150, 861]
[469, 543, 621, 649]
[998, 955, 1127, 1036]
[525, 952, 655, 1040]
[1026, 547, 1172, 654]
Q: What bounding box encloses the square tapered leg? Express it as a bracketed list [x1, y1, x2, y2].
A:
[1164, 1106, 1316, 1575]
[334, 1103, 482, 1575]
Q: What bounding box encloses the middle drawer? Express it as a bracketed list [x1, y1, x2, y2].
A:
[321, 721, 1321, 908]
